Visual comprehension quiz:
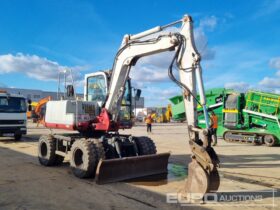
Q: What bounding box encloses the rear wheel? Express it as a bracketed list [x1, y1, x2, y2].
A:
[134, 136, 157, 155]
[38, 135, 64, 166]
[70, 139, 99, 178]
[264, 135, 276, 147]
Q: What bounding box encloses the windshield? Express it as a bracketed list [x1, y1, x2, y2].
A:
[119, 80, 132, 123]
[0, 97, 27, 113]
[87, 75, 107, 103]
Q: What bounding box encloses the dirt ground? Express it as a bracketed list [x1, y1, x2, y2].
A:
[0, 122, 279, 210]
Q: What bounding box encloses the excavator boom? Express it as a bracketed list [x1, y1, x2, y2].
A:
[95, 14, 220, 197]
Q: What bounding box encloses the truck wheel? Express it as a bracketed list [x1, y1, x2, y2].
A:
[92, 139, 105, 160]
[264, 135, 276, 147]
[14, 134, 22, 141]
[134, 136, 157, 155]
[38, 135, 64, 166]
[70, 139, 98, 178]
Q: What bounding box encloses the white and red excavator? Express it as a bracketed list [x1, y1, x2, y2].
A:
[38, 14, 220, 197]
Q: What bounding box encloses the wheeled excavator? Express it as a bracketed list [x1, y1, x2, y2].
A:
[38, 14, 220, 197]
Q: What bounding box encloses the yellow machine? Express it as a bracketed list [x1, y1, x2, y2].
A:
[151, 105, 172, 123]
[27, 101, 38, 120]
[27, 96, 51, 125]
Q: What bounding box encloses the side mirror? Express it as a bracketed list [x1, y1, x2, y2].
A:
[135, 89, 141, 101]
[66, 85, 75, 97]
[27, 99, 32, 111]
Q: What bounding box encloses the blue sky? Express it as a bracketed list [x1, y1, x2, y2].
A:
[0, 0, 280, 106]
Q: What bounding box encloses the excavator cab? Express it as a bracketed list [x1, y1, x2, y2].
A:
[84, 71, 134, 129]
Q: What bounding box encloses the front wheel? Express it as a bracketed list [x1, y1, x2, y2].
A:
[134, 136, 157, 155]
[70, 139, 99, 178]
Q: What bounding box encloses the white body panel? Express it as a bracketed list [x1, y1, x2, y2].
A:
[45, 100, 98, 126]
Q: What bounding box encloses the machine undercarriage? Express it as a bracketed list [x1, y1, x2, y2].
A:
[38, 132, 170, 183]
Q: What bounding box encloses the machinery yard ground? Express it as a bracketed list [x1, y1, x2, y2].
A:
[0, 122, 279, 210]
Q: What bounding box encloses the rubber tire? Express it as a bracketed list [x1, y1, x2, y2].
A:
[70, 139, 98, 178]
[14, 134, 22, 141]
[134, 136, 157, 155]
[38, 135, 64, 166]
[252, 139, 262, 146]
[92, 139, 105, 160]
[264, 135, 276, 147]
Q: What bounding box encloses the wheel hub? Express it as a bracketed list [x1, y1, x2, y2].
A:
[40, 142, 47, 157]
[74, 148, 84, 166]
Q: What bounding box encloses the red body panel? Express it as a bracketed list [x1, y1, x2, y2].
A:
[44, 121, 90, 131]
[44, 122, 75, 130]
[94, 108, 119, 132]
[44, 109, 119, 133]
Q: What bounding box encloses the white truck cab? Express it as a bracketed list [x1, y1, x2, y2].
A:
[0, 91, 27, 140]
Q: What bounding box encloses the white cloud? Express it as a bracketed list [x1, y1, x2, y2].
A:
[198, 16, 218, 31]
[224, 82, 251, 92]
[130, 16, 217, 84]
[143, 86, 181, 107]
[254, 0, 280, 18]
[0, 53, 85, 84]
[258, 57, 280, 90]
[130, 52, 173, 83]
[203, 41, 271, 90]
[259, 77, 280, 88]
[194, 16, 217, 60]
[269, 57, 280, 70]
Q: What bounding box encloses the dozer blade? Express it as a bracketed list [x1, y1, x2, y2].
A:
[95, 153, 170, 184]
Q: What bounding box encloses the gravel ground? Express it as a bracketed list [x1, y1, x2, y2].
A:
[0, 122, 279, 210]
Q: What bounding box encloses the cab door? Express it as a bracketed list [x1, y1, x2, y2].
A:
[84, 72, 108, 105]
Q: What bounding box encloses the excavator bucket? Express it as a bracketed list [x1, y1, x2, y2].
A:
[184, 160, 220, 199]
[184, 139, 220, 199]
[95, 153, 170, 184]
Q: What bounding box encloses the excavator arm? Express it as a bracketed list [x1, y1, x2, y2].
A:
[34, 96, 52, 126]
[97, 15, 220, 197]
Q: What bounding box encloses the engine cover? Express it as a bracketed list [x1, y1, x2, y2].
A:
[44, 100, 99, 130]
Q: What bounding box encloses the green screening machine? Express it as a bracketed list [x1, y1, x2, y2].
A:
[169, 88, 280, 146]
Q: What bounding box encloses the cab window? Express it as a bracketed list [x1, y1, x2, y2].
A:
[119, 80, 132, 122]
[87, 75, 107, 103]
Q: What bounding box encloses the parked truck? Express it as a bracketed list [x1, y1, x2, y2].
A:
[171, 88, 280, 146]
[0, 90, 27, 140]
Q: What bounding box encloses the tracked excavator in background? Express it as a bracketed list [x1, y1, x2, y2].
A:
[27, 96, 51, 125]
[38, 14, 220, 198]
